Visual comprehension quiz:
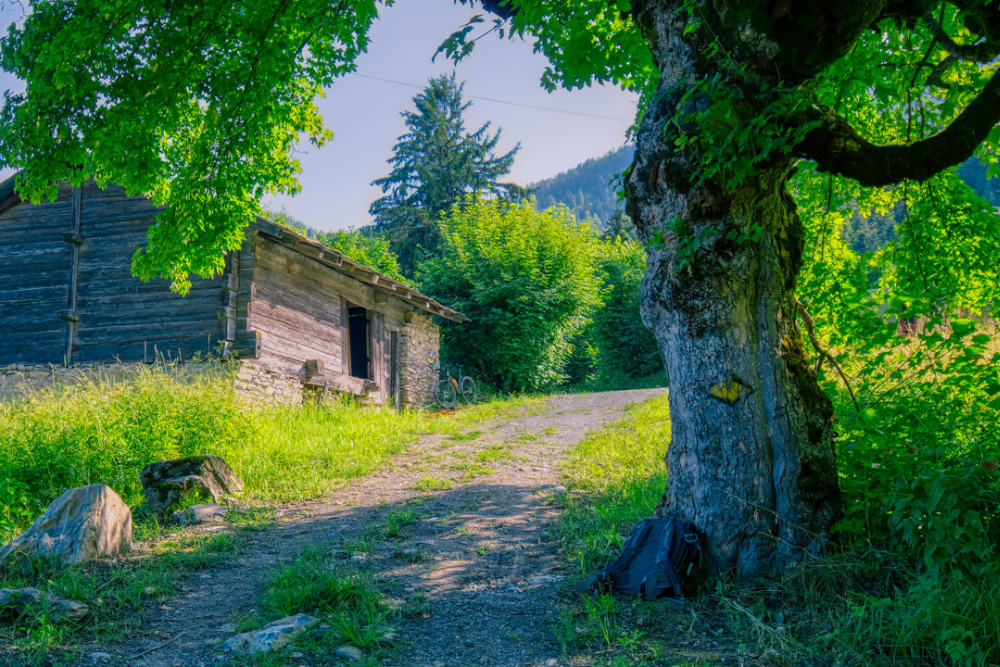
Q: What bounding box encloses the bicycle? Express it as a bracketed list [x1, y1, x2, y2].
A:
[434, 364, 477, 409]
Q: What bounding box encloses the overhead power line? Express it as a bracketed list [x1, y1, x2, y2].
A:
[349, 72, 635, 123]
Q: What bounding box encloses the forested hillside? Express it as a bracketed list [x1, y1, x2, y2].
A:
[530, 145, 632, 225]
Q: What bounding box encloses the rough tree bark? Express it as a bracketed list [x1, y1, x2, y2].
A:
[624, 3, 841, 578]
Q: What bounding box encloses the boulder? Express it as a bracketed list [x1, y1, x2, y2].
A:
[139, 455, 244, 513]
[0, 587, 90, 622]
[0, 485, 132, 573]
[223, 614, 318, 653]
[171, 503, 227, 526]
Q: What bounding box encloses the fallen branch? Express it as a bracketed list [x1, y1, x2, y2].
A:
[127, 630, 188, 661]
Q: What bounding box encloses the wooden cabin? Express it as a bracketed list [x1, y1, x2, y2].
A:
[0, 176, 466, 407]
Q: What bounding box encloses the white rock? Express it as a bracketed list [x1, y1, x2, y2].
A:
[89, 652, 112, 662]
[0, 485, 132, 573]
[0, 587, 90, 622]
[171, 504, 227, 526]
[223, 613, 318, 653]
[336, 645, 363, 661]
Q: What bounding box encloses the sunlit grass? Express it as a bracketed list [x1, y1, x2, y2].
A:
[0, 363, 544, 541]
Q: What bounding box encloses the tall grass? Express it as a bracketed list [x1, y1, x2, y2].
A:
[555, 392, 670, 574]
[556, 392, 1000, 667]
[0, 365, 426, 541]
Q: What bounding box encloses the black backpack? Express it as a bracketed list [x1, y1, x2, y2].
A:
[577, 517, 703, 601]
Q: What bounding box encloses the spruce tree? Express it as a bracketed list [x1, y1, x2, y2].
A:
[369, 74, 521, 276]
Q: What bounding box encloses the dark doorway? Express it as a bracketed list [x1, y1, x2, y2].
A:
[347, 305, 370, 380]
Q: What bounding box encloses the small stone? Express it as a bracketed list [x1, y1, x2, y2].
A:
[351, 553, 367, 562]
[401, 549, 418, 555]
[551, 485, 568, 495]
[223, 614, 318, 653]
[89, 652, 112, 663]
[336, 645, 363, 661]
[527, 575, 562, 585]
[172, 504, 227, 526]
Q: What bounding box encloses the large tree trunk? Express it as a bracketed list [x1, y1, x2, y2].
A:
[626, 4, 841, 579]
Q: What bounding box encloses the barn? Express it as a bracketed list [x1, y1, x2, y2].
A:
[0, 175, 466, 408]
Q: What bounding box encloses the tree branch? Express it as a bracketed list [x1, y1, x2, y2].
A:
[795, 299, 864, 420]
[798, 69, 1000, 186]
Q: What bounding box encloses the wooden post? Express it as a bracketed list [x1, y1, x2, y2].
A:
[390, 329, 400, 412]
[340, 297, 350, 376]
[60, 186, 83, 366]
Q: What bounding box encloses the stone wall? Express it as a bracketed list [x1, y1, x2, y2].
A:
[0, 361, 302, 408]
[0, 362, 230, 400]
[398, 312, 441, 408]
[233, 362, 304, 408]
[3, 320, 446, 410]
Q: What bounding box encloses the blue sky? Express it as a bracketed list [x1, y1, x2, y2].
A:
[0, 1, 638, 231]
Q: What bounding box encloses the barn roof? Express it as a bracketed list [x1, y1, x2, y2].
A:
[249, 216, 468, 323]
[0, 172, 467, 323]
[0, 172, 19, 214]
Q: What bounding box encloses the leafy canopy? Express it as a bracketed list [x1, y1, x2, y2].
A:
[0, 0, 382, 291]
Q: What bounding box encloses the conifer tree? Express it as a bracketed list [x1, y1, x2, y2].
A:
[369, 74, 521, 276]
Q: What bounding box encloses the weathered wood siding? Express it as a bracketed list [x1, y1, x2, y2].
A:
[0, 185, 74, 363]
[0, 182, 227, 365]
[248, 237, 402, 394]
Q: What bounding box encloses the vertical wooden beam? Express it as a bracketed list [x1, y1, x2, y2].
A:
[340, 297, 350, 376]
[390, 329, 400, 412]
[218, 251, 239, 357]
[60, 186, 83, 366]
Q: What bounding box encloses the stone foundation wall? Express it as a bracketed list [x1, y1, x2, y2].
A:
[0, 361, 302, 408]
[3, 320, 446, 410]
[398, 312, 441, 408]
[0, 362, 223, 400]
[233, 362, 304, 408]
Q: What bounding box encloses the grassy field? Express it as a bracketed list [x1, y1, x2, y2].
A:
[553, 394, 1000, 667]
[0, 365, 542, 663]
[0, 364, 542, 542]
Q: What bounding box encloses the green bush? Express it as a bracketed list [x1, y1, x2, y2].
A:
[589, 238, 662, 382]
[421, 197, 600, 392]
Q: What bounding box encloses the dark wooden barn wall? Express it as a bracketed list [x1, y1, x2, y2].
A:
[248, 238, 400, 393]
[73, 182, 226, 363]
[0, 182, 227, 365]
[0, 185, 74, 363]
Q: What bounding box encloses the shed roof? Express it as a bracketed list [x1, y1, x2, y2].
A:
[249, 216, 467, 322]
[0, 172, 467, 322]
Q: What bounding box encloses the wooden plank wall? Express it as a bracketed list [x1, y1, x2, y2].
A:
[249, 238, 402, 394]
[72, 182, 226, 363]
[0, 185, 74, 363]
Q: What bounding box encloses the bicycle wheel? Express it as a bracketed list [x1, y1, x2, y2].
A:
[435, 379, 458, 409]
[459, 376, 478, 405]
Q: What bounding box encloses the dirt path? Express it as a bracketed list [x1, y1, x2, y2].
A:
[114, 389, 665, 667]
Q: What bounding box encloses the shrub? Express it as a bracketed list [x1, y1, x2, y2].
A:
[421, 198, 600, 392]
[590, 238, 662, 382]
